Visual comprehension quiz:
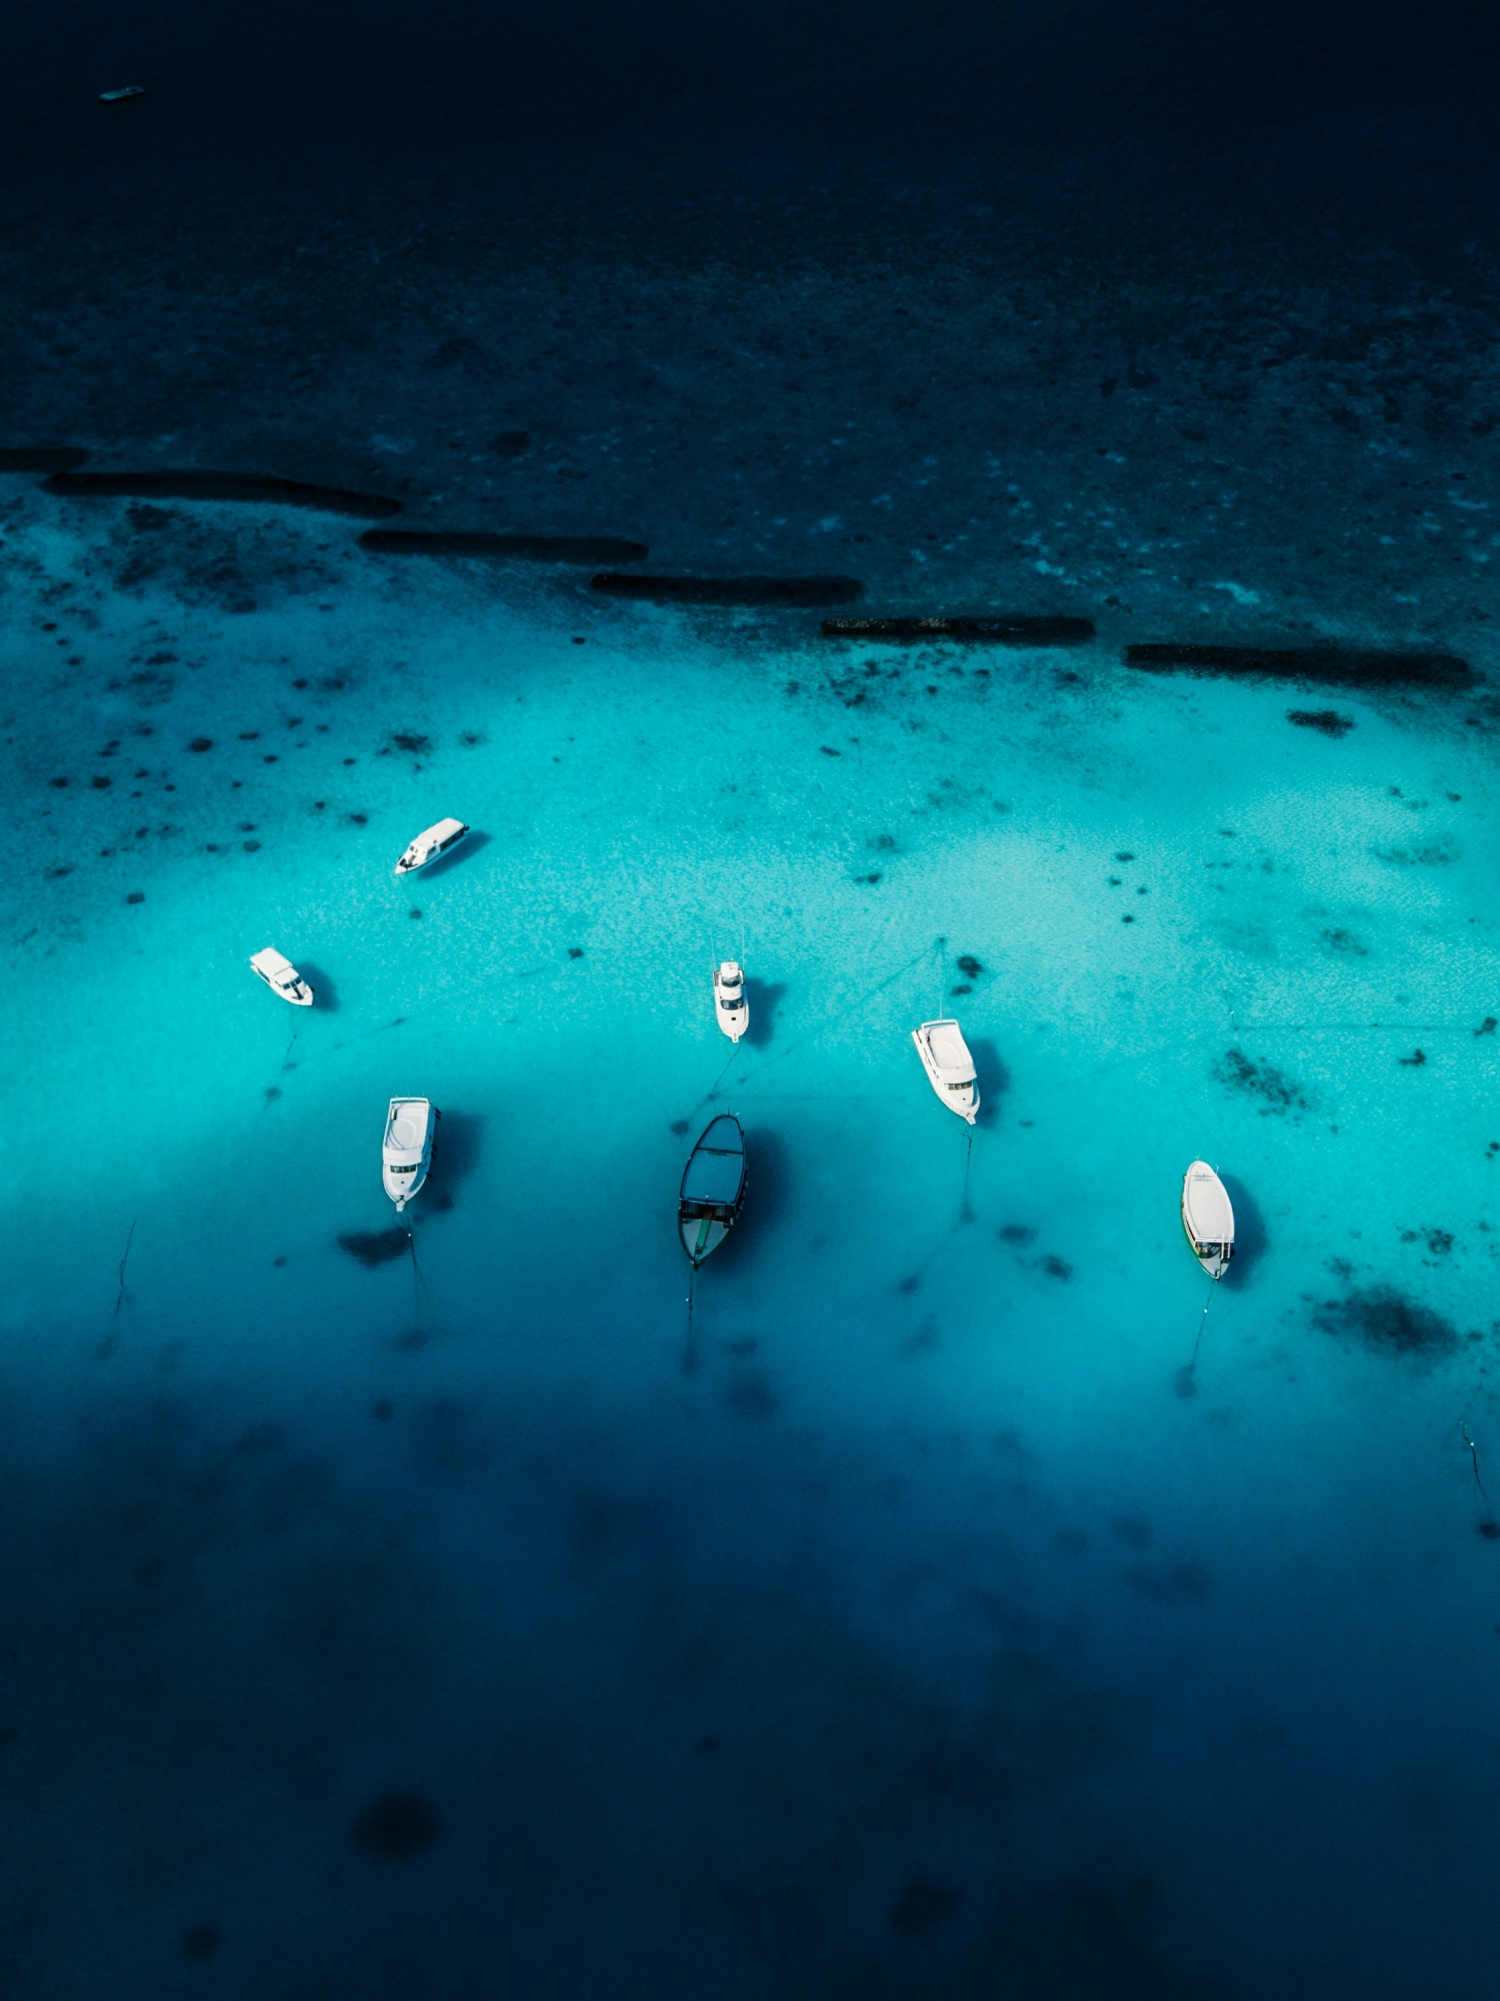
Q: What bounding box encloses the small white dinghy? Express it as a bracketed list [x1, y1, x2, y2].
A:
[911, 1018, 978, 1124]
[714, 960, 749, 1042]
[1181, 1160, 1235, 1280]
[383, 1097, 438, 1211]
[249, 946, 314, 1007]
[678, 1113, 747, 1266]
[394, 817, 469, 877]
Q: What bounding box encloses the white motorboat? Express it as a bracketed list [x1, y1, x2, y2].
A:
[383, 1097, 438, 1211]
[249, 946, 314, 1007]
[1181, 1160, 1235, 1280]
[394, 817, 469, 876]
[714, 960, 749, 1042]
[911, 1018, 978, 1124]
[678, 1113, 747, 1266]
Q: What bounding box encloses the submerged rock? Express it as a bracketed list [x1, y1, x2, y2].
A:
[1287, 708, 1355, 735]
[1213, 1047, 1309, 1116]
[337, 1228, 410, 1267]
[1313, 1285, 1458, 1361]
[350, 1792, 440, 1859]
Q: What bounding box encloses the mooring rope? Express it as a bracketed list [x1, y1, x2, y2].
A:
[1175, 1276, 1217, 1398]
[112, 1220, 136, 1322]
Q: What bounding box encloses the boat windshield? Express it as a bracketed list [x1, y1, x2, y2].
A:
[389, 1162, 419, 1174]
[720, 993, 744, 1008]
[947, 1079, 973, 1091]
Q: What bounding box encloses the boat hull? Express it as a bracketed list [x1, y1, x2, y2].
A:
[250, 949, 314, 1006]
[394, 820, 470, 876]
[713, 963, 749, 1042]
[680, 1214, 732, 1263]
[678, 1112, 748, 1267]
[1181, 1160, 1235, 1280]
[714, 1004, 746, 1042]
[383, 1098, 437, 1211]
[256, 974, 314, 1006]
[911, 1024, 978, 1124]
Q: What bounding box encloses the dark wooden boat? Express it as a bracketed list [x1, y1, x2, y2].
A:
[678, 1114, 747, 1266]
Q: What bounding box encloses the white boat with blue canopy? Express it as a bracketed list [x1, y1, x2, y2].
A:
[1181, 1160, 1235, 1279]
[678, 1113, 747, 1266]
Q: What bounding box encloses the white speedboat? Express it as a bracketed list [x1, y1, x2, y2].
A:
[249, 946, 314, 1007]
[911, 1018, 978, 1124]
[394, 817, 469, 876]
[383, 1097, 438, 1210]
[678, 1113, 747, 1266]
[1181, 1160, 1235, 1279]
[714, 960, 749, 1041]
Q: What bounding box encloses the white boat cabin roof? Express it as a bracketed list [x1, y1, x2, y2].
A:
[923, 1019, 975, 1078]
[417, 817, 466, 847]
[251, 947, 295, 978]
[386, 1099, 431, 1153]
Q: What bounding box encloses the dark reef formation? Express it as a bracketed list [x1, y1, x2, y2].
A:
[1287, 708, 1355, 735]
[362, 530, 647, 562]
[823, 614, 1094, 643]
[1313, 1285, 1459, 1361]
[592, 572, 863, 606]
[46, 471, 401, 519]
[337, 1228, 412, 1268]
[0, 446, 89, 472]
[1127, 643, 1472, 688]
[350, 1792, 441, 1859]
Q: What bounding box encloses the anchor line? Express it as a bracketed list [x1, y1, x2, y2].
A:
[281, 1029, 299, 1071]
[730, 935, 944, 1092]
[1186, 1275, 1215, 1375]
[1460, 1420, 1494, 1513]
[683, 1265, 697, 1375]
[407, 1225, 432, 1329]
[112, 1220, 137, 1321]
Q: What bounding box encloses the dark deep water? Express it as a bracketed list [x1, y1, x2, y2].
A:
[4, 5, 1500, 1997]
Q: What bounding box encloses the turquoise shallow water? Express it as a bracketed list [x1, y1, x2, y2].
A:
[3, 492, 1499, 1996]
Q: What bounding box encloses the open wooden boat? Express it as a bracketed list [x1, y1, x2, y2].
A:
[678, 1114, 747, 1266]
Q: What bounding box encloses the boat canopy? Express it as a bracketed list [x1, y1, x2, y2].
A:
[387, 1104, 428, 1152]
[1184, 1163, 1234, 1242]
[925, 1020, 974, 1077]
[681, 1116, 745, 1208]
